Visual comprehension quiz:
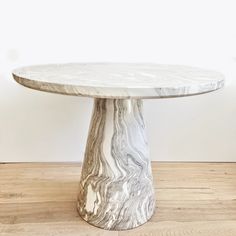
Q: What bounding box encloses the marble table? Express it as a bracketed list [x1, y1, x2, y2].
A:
[12, 63, 224, 230]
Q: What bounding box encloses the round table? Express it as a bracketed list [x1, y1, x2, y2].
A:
[12, 63, 224, 230]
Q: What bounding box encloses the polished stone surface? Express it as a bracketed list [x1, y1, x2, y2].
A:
[78, 99, 155, 230]
[12, 63, 224, 98]
[12, 63, 225, 231]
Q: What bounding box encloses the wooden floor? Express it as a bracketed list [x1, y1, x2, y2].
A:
[1, 163, 236, 236]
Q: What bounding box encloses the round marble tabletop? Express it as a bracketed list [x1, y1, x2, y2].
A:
[12, 63, 224, 99]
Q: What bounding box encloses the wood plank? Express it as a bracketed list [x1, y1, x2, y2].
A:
[0, 162, 236, 235]
[119, 221, 236, 236]
[0, 222, 117, 236]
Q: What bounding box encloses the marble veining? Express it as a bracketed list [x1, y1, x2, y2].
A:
[12, 63, 224, 99]
[12, 63, 225, 231]
[77, 99, 155, 230]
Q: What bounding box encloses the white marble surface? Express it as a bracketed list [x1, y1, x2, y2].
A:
[11, 63, 225, 230]
[12, 63, 224, 99]
[78, 99, 155, 230]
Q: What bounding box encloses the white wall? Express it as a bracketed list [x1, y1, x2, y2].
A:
[0, 0, 236, 162]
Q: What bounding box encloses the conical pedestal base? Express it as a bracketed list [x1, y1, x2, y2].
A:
[77, 99, 155, 230]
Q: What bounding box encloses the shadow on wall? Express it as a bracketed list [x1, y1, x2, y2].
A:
[0, 74, 92, 162]
[144, 83, 236, 162]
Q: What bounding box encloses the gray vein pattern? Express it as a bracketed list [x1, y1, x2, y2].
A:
[12, 63, 225, 99]
[77, 98, 155, 230]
